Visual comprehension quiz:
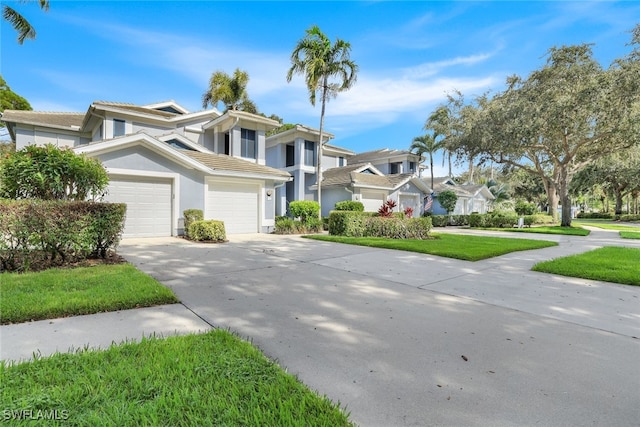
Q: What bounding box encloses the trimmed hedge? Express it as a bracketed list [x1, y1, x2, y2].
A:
[183, 209, 204, 237]
[289, 201, 320, 222]
[0, 200, 126, 272]
[274, 216, 323, 234]
[187, 220, 226, 242]
[617, 214, 640, 222]
[334, 200, 364, 211]
[576, 212, 614, 219]
[328, 211, 431, 239]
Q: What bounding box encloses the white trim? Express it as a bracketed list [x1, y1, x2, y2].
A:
[106, 168, 180, 236]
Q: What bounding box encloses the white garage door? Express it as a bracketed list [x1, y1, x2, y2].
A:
[105, 176, 173, 238]
[399, 194, 419, 217]
[207, 180, 259, 234]
[361, 190, 387, 212]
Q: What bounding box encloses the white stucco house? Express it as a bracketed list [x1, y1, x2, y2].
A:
[316, 163, 431, 217]
[427, 177, 495, 215]
[265, 124, 354, 216]
[1, 101, 292, 237]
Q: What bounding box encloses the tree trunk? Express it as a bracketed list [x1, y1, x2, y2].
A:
[541, 175, 559, 223]
[557, 167, 572, 227]
[615, 191, 624, 215]
[316, 79, 328, 219]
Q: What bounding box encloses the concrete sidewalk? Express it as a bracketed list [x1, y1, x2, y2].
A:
[1, 228, 639, 426]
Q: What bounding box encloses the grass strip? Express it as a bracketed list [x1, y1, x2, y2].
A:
[532, 247, 640, 286]
[573, 220, 640, 231]
[619, 231, 640, 239]
[478, 226, 590, 236]
[0, 264, 178, 325]
[0, 330, 353, 426]
[305, 233, 557, 261]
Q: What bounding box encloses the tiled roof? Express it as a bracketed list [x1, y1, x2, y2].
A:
[181, 150, 291, 179]
[322, 165, 414, 190]
[93, 101, 179, 118]
[321, 164, 365, 186]
[1, 110, 85, 129]
[348, 148, 418, 163]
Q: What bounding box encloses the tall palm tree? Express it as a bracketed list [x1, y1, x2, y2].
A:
[410, 133, 444, 190]
[425, 106, 454, 177]
[3, 0, 49, 44]
[287, 25, 358, 217]
[202, 68, 257, 113]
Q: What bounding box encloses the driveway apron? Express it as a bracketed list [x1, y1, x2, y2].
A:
[119, 231, 640, 427]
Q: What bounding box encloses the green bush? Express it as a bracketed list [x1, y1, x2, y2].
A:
[437, 190, 458, 214]
[0, 144, 108, 200]
[515, 200, 536, 215]
[576, 212, 613, 219]
[275, 217, 298, 234]
[449, 215, 469, 226]
[334, 200, 364, 211]
[328, 211, 374, 237]
[187, 220, 226, 242]
[523, 215, 535, 227]
[531, 214, 555, 224]
[304, 217, 324, 233]
[486, 211, 518, 228]
[618, 214, 640, 222]
[289, 201, 320, 223]
[430, 215, 448, 227]
[0, 200, 126, 272]
[469, 213, 485, 228]
[183, 209, 204, 237]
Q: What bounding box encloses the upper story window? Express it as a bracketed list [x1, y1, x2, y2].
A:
[390, 162, 402, 174]
[339, 156, 345, 167]
[409, 161, 417, 172]
[113, 119, 125, 137]
[241, 128, 256, 159]
[304, 140, 315, 166]
[286, 144, 295, 167]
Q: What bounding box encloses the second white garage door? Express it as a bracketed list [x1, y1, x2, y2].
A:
[105, 175, 173, 238]
[207, 180, 259, 234]
[361, 190, 387, 212]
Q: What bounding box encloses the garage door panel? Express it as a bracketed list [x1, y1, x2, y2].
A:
[105, 176, 172, 238]
[207, 181, 259, 234]
[361, 191, 387, 212]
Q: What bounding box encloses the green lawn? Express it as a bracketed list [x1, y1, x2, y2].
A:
[305, 233, 557, 261]
[479, 226, 590, 236]
[620, 231, 640, 239]
[532, 247, 640, 286]
[0, 330, 353, 426]
[573, 220, 640, 231]
[0, 264, 178, 325]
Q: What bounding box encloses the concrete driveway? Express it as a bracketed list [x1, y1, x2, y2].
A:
[119, 229, 640, 427]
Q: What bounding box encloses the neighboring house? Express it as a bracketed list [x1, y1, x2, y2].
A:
[428, 177, 495, 215]
[2, 101, 291, 237]
[265, 124, 354, 216]
[347, 148, 425, 176]
[316, 163, 431, 217]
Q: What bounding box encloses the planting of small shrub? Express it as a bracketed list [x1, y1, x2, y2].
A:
[469, 213, 486, 228]
[430, 215, 449, 227]
[515, 200, 536, 215]
[334, 200, 364, 211]
[328, 211, 375, 237]
[449, 215, 469, 226]
[328, 210, 431, 239]
[618, 214, 640, 222]
[0, 200, 126, 272]
[289, 201, 320, 222]
[183, 209, 204, 237]
[187, 220, 226, 242]
[576, 212, 614, 219]
[486, 211, 518, 228]
[275, 217, 297, 234]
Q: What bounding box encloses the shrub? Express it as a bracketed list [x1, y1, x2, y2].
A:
[486, 211, 518, 228]
[437, 190, 458, 215]
[403, 206, 414, 218]
[304, 217, 324, 233]
[0, 144, 108, 200]
[328, 211, 374, 237]
[187, 220, 226, 242]
[377, 199, 397, 218]
[515, 200, 536, 215]
[363, 216, 432, 239]
[430, 215, 448, 227]
[289, 201, 320, 223]
[275, 217, 298, 234]
[449, 215, 469, 226]
[523, 215, 535, 227]
[469, 213, 485, 228]
[334, 200, 364, 211]
[183, 209, 204, 237]
[618, 214, 640, 222]
[0, 200, 126, 272]
[576, 212, 613, 219]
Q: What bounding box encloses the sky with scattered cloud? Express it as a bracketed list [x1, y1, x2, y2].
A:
[2, 1, 639, 176]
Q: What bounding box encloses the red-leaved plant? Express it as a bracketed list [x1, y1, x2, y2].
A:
[404, 206, 414, 218]
[378, 199, 397, 217]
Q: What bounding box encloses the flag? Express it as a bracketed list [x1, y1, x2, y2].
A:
[424, 194, 433, 212]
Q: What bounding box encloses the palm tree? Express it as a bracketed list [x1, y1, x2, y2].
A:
[287, 25, 358, 217]
[410, 133, 444, 190]
[3, 0, 49, 44]
[202, 68, 257, 113]
[425, 106, 454, 177]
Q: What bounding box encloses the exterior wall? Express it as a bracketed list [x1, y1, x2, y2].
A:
[14, 127, 81, 150]
[132, 121, 171, 137]
[321, 188, 351, 217]
[96, 145, 205, 235]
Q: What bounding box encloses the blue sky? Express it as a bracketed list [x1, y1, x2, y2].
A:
[2, 1, 640, 176]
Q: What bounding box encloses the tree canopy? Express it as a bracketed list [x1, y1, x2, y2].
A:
[3, 0, 49, 44]
[201, 68, 257, 113]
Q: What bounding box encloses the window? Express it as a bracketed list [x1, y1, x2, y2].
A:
[113, 119, 125, 137]
[241, 129, 256, 159]
[390, 162, 402, 174]
[409, 162, 416, 172]
[338, 156, 345, 167]
[224, 133, 230, 155]
[304, 140, 315, 166]
[286, 144, 295, 167]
